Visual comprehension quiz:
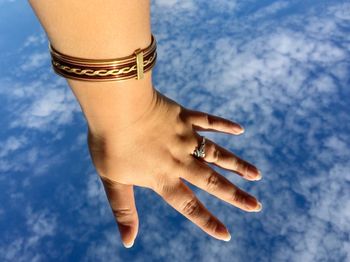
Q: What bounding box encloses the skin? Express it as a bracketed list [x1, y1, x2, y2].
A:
[28, 0, 262, 248]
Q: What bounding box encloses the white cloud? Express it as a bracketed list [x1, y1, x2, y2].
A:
[330, 2, 350, 21]
[1, 0, 349, 261]
[0, 0, 16, 4]
[0, 136, 26, 157]
[8, 78, 80, 130]
[153, 0, 196, 9]
[20, 52, 49, 71]
[143, 1, 350, 261]
[26, 207, 57, 246]
[250, 1, 290, 20]
[0, 207, 57, 262]
[84, 232, 120, 262]
[22, 33, 47, 48]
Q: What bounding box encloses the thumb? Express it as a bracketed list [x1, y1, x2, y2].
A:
[100, 178, 139, 248]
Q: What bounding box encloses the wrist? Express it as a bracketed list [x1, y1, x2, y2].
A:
[67, 70, 156, 136]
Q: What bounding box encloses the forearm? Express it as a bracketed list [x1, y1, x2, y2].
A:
[28, 0, 155, 135]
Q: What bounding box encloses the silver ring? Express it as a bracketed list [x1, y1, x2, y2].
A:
[192, 136, 206, 159]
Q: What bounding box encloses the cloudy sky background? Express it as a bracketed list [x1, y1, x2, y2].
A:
[0, 0, 349, 261]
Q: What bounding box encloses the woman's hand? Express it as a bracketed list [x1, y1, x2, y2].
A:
[28, 0, 262, 250]
[87, 87, 262, 248]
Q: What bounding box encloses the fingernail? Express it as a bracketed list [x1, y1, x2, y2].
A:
[222, 232, 231, 242]
[247, 166, 261, 180]
[123, 240, 134, 248]
[237, 126, 245, 134]
[245, 195, 258, 209]
[255, 170, 262, 180]
[216, 224, 231, 242]
[255, 202, 263, 212]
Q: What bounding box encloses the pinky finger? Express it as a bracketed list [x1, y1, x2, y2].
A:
[153, 177, 231, 241]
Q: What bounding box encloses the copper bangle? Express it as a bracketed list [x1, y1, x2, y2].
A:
[48, 34, 157, 82]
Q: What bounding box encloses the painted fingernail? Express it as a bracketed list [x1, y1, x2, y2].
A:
[216, 224, 231, 242]
[237, 126, 245, 134]
[222, 232, 231, 242]
[123, 240, 134, 248]
[247, 165, 261, 180]
[255, 202, 263, 212]
[256, 170, 262, 180]
[246, 195, 258, 209]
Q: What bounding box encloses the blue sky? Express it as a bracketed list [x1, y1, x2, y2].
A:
[0, 0, 349, 261]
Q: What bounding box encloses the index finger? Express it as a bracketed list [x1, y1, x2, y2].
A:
[183, 108, 244, 135]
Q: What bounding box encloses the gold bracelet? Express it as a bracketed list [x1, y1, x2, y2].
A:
[48, 34, 157, 82]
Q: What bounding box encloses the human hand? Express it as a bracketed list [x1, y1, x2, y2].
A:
[87, 87, 262, 248]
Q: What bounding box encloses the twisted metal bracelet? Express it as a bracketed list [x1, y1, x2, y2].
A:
[48, 34, 157, 82]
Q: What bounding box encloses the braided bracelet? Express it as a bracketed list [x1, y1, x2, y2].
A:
[48, 34, 157, 82]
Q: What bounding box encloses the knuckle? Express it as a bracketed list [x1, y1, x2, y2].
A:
[112, 207, 135, 223]
[154, 176, 180, 202]
[205, 114, 214, 126]
[204, 142, 217, 162]
[171, 156, 185, 169]
[152, 174, 167, 193]
[205, 171, 220, 191]
[202, 216, 218, 232]
[232, 157, 239, 170]
[243, 162, 249, 176]
[178, 106, 191, 124]
[233, 157, 241, 171]
[212, 148, 221, 163]
[182, 197, 201, 217]
[232, 187, 245, 204]
[239, 160, 248, 175]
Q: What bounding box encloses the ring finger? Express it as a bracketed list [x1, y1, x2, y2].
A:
[180, 156, 262, 212]
[191, 133, 262, 181]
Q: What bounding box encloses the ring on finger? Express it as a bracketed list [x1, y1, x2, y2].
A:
[191, 136, 206, 159]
